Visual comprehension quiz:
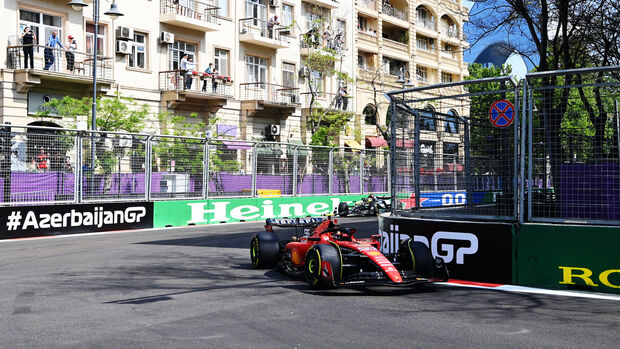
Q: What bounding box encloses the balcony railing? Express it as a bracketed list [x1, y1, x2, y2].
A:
[382, 5, 408, 21]
[239, 18, 288, 43]
[384, 38, 408, 52]
[300, 34, 323, 49]
[359, 0, 377, 11]
[159, 70, 232, 96]
[441, 25, 459, 38]
[417, 18, 436, 31]
[240, 82, 300, 105]
[160, 0, 219, 25]
[301, 92, 353, 112]
[6, 44, 112, 79]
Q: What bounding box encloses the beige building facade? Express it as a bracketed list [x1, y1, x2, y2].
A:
[0, 0, 466, 154]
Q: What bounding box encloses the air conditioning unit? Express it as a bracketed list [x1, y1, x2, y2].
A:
[116, 40, 133, 55]
[267, 124, 281, 136]
[116, 26, 133, 40]
[299, 66, 310, 77]
[160, 31, 175, 44]
[269, 0, 280, 7]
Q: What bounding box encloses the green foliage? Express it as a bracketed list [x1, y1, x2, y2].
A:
[35, 94, 148, 174]
[303, 51, 336, 74]
[308, 109, 353, 146]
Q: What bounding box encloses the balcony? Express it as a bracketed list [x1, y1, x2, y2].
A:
[357, 68, 378, 81]
[6, 45, 113, 93]
[358, 0, 378, 14]
[301, 92, 354, 112]
[158, 70, 232, 111]
[159, 0, 219, 32]
[382, 4, 408, 26]
[416, 18, 436, 35]
[303, 0, 339, 9]
[240, 82, 300, 117]
[358, 31, 379, 52]
[440, 25, 460, 43]
[383, 38, 409, 60]
[239, 18, 291, 49]
[416, 47, 437, 65]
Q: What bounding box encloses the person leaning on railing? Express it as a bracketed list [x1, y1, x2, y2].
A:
[20, 26, 36, 69]
[44, 30, 64, 70]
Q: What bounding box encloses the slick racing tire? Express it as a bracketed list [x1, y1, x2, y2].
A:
[305, 244, 342, 289]
[250, 232, 280, 269]
[369, 201, 379, 215]
[337, 202, 349, 217]
[398, 239, 433, 278]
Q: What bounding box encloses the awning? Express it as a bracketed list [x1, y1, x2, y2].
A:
[365, 136, 388, 148]
[286, 140, 309, 157]
[221, 140, 253, 150]
[256, 144, 283, 157]
[344, 139, 364, 151]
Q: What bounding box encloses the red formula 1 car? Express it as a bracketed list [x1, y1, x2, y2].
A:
[250, 217, 448, 289]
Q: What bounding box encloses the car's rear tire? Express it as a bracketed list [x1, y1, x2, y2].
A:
[305, 243, 341, 289]
[250, 232, 280, 269]
[369, 201, 379, 215]
[337, 202, 349, 217]
[398, 239, 433, 278]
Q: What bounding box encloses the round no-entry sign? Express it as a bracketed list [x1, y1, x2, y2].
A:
[489, 100, 515, 127]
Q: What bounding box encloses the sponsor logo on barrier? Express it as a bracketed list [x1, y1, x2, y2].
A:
[559, 266, 620, 289]
[187, 198, 340, 224]
[380, 225, 479, 265]
[5, 206, 147, 231]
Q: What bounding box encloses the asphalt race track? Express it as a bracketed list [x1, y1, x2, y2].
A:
[0, 217, 618, 348]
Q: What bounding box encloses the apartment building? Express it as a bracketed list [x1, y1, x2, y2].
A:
[0, 0, 354, 148]
[354, 0, 469, 168]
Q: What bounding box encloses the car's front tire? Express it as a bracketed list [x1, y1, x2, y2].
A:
[250, 232, 280, 269]
[337, 202, 349, 217]
[305, 244, 341, 289]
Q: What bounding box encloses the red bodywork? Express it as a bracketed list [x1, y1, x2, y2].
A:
[266, 218, 404, 283]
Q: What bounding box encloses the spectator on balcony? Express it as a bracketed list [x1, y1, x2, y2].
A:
[323, 26, 333, 48]
[202, 63, 213, 92]
[65, 35, 77, 73]
[43, 30, 63, 70]
[20, 27, 36, 69]
[267, 15, 280, 39]
[180, 54, 193, 90]
[336, 86, 349, 110]
[211, 68, 218, 93]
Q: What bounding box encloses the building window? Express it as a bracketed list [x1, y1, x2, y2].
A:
[129, 32, 146, 69]
[416, 6, 435, 30]
[19, 9, 62, 46]
[282, 62, 296, 87]
[216, 0, 228, 17]
[444, 109, 459, 134]
[363, 104, 376, 125]
[86, 22, 106, 55]
[214, 48, 229, 76]
[358, 54, 366, 69]
[443, 142, 459, 167]
[383, 57, 406, 76]
[420, 105, 436, 131]
[245, 0, 267, 21]
[169, 41, 196, 70]
[336, 19, 346, 45]
[357, 15, 368, 31]
[441, 72, 453, 83]
[309, 70, 323, 93]
[420, 142, 435, 170]
[246, 56, 267, 83]
[282, 4, 293, 27]
[416, 35, 434, 52]
[416, 66, 428, 83]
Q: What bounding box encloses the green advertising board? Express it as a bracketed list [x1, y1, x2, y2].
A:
[153, 195, 369, 228]
[517, 223, 620, 294]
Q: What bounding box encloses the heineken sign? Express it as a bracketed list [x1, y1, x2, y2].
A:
[153, 195, 368, 227]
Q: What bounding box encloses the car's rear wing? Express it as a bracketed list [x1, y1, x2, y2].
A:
[265, 217, 324, 229]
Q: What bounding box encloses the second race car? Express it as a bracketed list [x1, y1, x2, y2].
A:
[335, 194, 391, 216]
[250, 217, 448, 289]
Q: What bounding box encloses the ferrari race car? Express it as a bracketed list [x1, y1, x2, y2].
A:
[335, 194, 391, 216]
[250, 217, 448, 289]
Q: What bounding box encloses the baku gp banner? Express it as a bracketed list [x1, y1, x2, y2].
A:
[0, 202, 153, 239]
[379, 215, 514, 284]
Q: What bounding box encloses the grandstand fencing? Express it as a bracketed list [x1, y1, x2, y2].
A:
[0, 125, 389, 205]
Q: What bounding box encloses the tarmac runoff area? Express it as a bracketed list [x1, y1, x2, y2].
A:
[0, 218, 618, 348]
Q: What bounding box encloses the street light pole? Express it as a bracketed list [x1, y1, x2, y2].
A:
[68, 0, 122, 195]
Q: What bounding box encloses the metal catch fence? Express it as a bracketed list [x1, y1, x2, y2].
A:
[386, 76, 520, 221]
[0, 125, 389, 206]
[387, 65, 620, 226]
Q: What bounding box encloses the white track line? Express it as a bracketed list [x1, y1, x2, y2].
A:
[444, 282, 620, 301]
